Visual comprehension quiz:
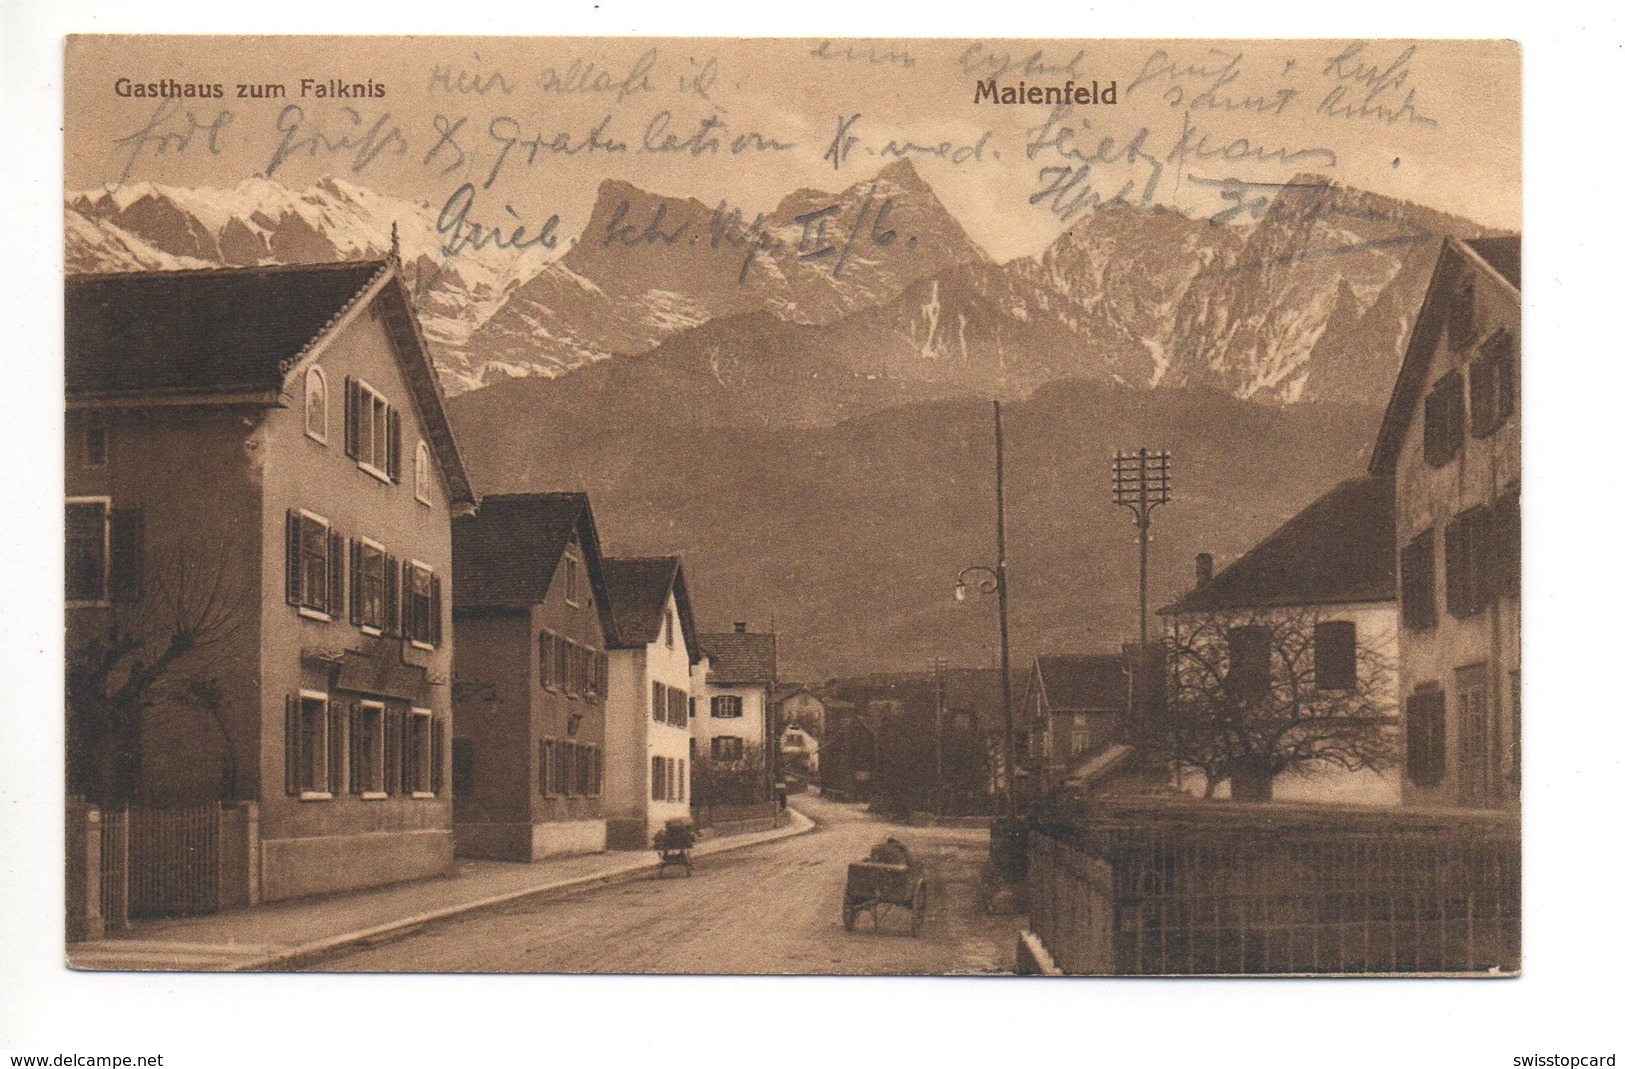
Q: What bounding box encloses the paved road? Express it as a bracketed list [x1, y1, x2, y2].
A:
[303, 795, 1022, 975]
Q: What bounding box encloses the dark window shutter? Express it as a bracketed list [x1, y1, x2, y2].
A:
[1406, 689, 1446, 788]
[1469, 358, 1495, 437]
[1493, 333, 1518, 423]
[327, 528, 346, 621]
[1313, 621, 1358, 691]
[387, 408, 402, 483]
[285, 510, 302, 605]
[383, 706, 400, 795]
[349, 540, 363, 625]
[328, 702, 346, 795]
[432, 716, 445, 795]
[344, 377, 359, 458]
[285, 696, 299, 795]
[430, 574, 443, 647]
[349, 704, 363, 794]
[1448, 282, 1475, 351]
[384, 555, 401, 636]
[1225, 626, 1271, 703]
[108, 507, 143, 602]
[1401, 529, 1437, 631]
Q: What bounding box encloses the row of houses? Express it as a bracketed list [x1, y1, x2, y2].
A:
[65, 258, 778, 913]
[1012, 235, 1520, 813]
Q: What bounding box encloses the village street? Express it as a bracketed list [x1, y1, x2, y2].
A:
[296, 795, 1021, 975]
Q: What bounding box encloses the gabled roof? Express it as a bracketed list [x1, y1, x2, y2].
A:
[1035, 654, 1128, 713]
[66, 260, 475, 509]
[453, 493, 607, 613]
[700, 630, 777, 686]
[1369, 235, 1521, 476]
[599, 557, 700, 664]
[1160, 476, 1396, 614]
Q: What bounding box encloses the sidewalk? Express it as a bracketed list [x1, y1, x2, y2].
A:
[68, 807, 815, 972]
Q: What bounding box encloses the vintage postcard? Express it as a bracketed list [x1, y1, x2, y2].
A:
[62, 36, 1520, 977]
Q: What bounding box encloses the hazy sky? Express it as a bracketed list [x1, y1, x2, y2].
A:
[65, 36, 1519, 262]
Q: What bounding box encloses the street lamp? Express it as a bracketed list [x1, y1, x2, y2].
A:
[952, 401, 1017, 817]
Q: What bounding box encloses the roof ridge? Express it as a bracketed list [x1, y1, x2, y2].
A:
[68, 258, 389, 283]
[278, 262, 393, 378]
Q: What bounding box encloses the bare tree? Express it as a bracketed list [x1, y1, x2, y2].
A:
[1159, 609, 1397, 801]
[691, 740, 770, 807]
[66, 544, 253, 804]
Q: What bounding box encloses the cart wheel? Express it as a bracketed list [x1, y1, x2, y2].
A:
[910, 882, 928, 937]
[842, 897, 857, 932]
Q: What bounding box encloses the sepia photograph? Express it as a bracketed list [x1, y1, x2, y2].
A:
[54, 34, 1526, 980]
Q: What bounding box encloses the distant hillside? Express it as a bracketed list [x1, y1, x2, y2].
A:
[447, 377, 1383, 680]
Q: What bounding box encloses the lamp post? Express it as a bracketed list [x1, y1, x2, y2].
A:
[954, 401, 1017, 817]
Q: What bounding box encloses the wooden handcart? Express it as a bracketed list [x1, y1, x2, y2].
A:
[652, 820, 696, 877]
[842, 838, 927, 936]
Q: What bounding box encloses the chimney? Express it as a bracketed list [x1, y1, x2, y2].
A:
[1195, 553, 1213, 587]
[733, 621, 747, 634]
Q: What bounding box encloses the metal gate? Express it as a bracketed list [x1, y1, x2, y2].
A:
[126, 803, 221, 918]
[98, 808, 129, 930]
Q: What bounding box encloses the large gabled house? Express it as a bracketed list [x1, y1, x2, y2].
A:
[451, 493, 613, 860]
[1370, 236, 1520, 810]
[66, 260, 476, 905]
[598, 557, 701, 848]
[693, 623, 778, 806]
[1157, 476, 1402, 805]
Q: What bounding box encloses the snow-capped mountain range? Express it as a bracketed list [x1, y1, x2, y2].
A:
[65, 163, 1499, 406]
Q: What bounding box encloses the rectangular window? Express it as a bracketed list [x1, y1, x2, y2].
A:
[286, 691, 332, 798]
[404, 708, 435, 796]
[83, 422, 108, 468]
[1423, 370, 1466, 467]
[651, 756, 668, 802]
[712, 736, 744, 762]
[652, 681, 669, 723]
[66, 499, 109, 604]
[1406, 687, 1446, 788]
[1470, 331, 1518, 437]
[1400, 529, 1438, 631]
[351, 702, 386, 796]
[1313, 621, 1358, 691]
[346, 377, 401, 483]
[1225, 626, 1271, 703]
[667, 686, 688, 728]
[711, 695, 743, 719]
[676, 758, 685, 802]
[285, 509, 343, 619]
[354, 539, 388, 632]
[403, 561, 440, 647]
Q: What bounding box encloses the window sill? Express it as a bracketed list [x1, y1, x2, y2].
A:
[361, 625, 383, 637]
[305, 429, 328, 447]
[411, 791, 435, 800]
[360, 791, 387, 800]
[358, 462, 393, 485]
[298, 791, 333, 802]
[67, 599, 112, 610]
[410, 639, 435, 652]
[297, 607, 333, 623]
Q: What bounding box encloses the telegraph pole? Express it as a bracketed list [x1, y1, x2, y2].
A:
[1112, 448, 1171, 736]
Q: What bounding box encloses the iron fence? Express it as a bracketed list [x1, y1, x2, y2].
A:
[1027, 801, 1519, 975]
[125, 803, 222, 918]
